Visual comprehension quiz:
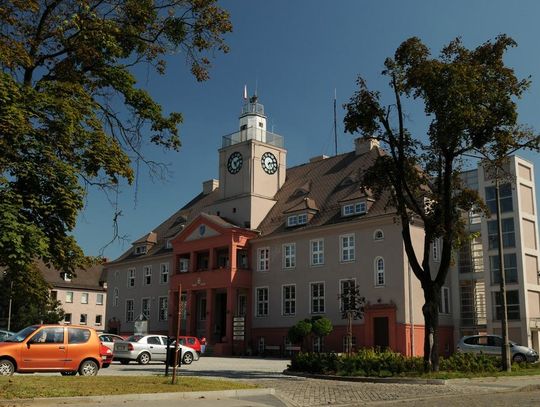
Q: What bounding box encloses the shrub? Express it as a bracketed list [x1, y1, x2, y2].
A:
[312, 317, 333, 338]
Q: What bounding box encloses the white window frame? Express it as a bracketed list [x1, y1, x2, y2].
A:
[143, 265, 152, 285]
[141, 297, 151, 319]
[355, 201, 367, 214]
[66, 291, 74, 303]
[95, 315, 102, 326]
[439, 287, 450, 314]
[127, 268, 136, 287]
[374, 257, 385, 287]
[310, 238, 324, 266]
[313, 336, 324, 353]
[64, 313, 72, 324]
[257, 247, 270, 271]
[282, 243, 296, 269]
[160, 263, 169, 284]
[135, 245, 147, 255]
[80, 313, 87, 325]
[255, 287, 269, 317]
[297, 213, 308, 224]
[179, 258, 189, 273]
[81, 292, 89, 304]
[310, 281, 325, 314]
[373, 229, 384, 241]
[340, 234, 355, 262]
[158, 296, 168, 321]
[287, 215, 298, 227]
[282, 284, 296, 316]
[96, 293, 104, 305]
[126, 299, 134, 322]
[342, 203, 355, 216]
[432, 238, 441, 262]
[113, 288, 119, 307]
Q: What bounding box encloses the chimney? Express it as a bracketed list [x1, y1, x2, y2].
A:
[355, 137, 380, 155]
[203, 179, 219, 195]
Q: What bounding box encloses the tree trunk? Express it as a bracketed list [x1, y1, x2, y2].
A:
[422, 285, 440, 372]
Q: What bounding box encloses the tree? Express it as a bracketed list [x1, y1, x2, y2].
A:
[344, 35, 539, 371]
[338, 283, 365, 355]
[287, 319, 312, 351]
[0, 0, 232, 277]
[311, 316, 333, 352]
[0, 265, 64, 331]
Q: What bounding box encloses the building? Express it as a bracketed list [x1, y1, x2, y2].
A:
[105, 95, 538, 356]
[452, 156, 540, 350]
[39, 263, 107, 330]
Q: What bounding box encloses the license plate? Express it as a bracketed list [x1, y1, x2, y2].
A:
[116, 345, 126, 351]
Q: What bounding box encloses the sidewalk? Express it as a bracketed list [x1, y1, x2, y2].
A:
[447, 374, 540, 389]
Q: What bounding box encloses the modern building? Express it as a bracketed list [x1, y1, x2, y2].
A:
[39, 263, 107, 330]
[105, 95, 538, 356]
[452, 156, 540, 350]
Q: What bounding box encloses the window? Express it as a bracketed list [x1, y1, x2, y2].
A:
[342, 201, 366, 216]
[282, 285, 296, 316]
[62, 272, 71, 282]
[81, 292, 89, 304]
[310, 282, 325, 314]
[283, 243, 296, 269]
[96, 293, 104, 305]
[64, 313, 72, 324]
[485, 184, 513, 214]
[31, 327, 64, 344]
[313, 336, 324, 353]
[432, 238, 441, 262]
[342, 336, 357, 353]
[258, 337, 265, 354]
[340, 234, 355, 262]
[373, 229, 384, 241]
[158, 297, 168, 321]
[258, 248, 270, 271]
[237, 294, 247, 316]
[68, 328, 90, 344]
[287, 213, 308, 227]
[50, 290, 57, 300]
[135, 245, 147, 255]
[143, 266, 152, 285]
[80, 314, 87, 325]
[142, 298, 151, 319]
[488, 218, 515, 250]
[256, 287, 269, 317]
[126, 299, 134, 322]
[374, 257, 385, 286]
[199, 297, 207, 321]
[127, 268, 136, 287]
[66, 291, 73, 303]
[179, 258, 189, 273]
[494, 290, 520, 320]
[160, 263, 169, 284]
[113, 288, 119, 307]
[490, 253, 518, 284]
[340, 279, 356, 312]
[166, 239, 173, 249]
[95, 315, 102, 325]
[439, 287, 450, 314]
[311, 239, 324, 266]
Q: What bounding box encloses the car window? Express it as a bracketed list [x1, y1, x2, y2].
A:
[68, 328, 91, 344]
[126, 335, 143, 342]
[30, 327, 64, 344]
[477, 336, 489, 346]
[464, 337, 478, 345]
[147, 336, 161, 345]
[188, 338, 195, 345]
[179, 338, 186, 345]
[5, 325, 39, 342]
[100, 335, 110, 342]
[488, 336, 502, 347]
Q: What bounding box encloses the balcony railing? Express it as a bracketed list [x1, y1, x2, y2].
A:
[222, 127, 283, 148]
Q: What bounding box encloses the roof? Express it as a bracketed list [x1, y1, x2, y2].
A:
[38, 262, 105, 291]
[256, 147, 393, 237]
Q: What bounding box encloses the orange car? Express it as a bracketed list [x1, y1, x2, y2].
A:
[0, 324, 103, 376]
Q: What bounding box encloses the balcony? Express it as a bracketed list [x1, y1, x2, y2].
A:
[222, 127, 283, 148]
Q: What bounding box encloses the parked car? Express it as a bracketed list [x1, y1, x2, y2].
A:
[100, 343, 113, 368]
[99, 333, 125, 353]
[457, 335, 539, 363]
[0, 330, 14, 342]
[177, 336, 203, 355]
[0, 324, 103, 376]
[113, 334, 198, 365]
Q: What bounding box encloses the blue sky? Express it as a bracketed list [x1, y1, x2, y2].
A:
[74, 0, 540, 260]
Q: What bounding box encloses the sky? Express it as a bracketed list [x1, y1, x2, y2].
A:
[74, 0, 540, 260]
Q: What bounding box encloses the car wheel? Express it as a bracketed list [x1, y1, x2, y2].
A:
[513, 353, 526, 363]
[0, 359, 15, 376]
[79, 360, 99, 376]
[137, 352, 151, 365]
[182, 352, 194, 365]
[61, 371, 77, 376]
[119, 359, 130, 365]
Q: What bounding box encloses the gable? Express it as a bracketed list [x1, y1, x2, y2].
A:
[184, 223, 220, 242]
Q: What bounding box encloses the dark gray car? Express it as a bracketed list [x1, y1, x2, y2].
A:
[457, 334, 538, 363]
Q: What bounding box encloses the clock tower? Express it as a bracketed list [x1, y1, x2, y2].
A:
[211, 95, 286, 229]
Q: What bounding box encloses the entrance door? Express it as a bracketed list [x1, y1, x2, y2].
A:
[373, 317, 389, 348]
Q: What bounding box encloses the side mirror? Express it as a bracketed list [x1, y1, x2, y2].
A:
[26, 342, 31, 349]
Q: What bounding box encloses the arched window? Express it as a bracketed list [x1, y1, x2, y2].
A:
[113, 288, 119, 307]
[373, 229, 384, 241]
[375, 257, 385, 286]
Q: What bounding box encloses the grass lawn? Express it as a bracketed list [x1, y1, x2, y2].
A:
[0, 376, 257, 400]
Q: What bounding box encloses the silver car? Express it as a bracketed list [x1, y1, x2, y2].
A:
[99, 333, 125, 352]
[113, 334, 198, 365]
[457, 334, 539, 363]
[0, 330, 14, 341]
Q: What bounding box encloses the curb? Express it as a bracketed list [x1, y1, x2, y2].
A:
[284, 369, 447, 385]
[0, 388, 275, 405]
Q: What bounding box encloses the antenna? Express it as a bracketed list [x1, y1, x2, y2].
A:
[334, 88, 338, 156]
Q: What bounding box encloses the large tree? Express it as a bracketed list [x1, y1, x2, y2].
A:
[0, 0, 232, 280]
[344, 35, 539, 371]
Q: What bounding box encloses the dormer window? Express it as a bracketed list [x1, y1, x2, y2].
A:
[166, 239, 172, 249]
[287, 213, 308, 227]
[135, 245, 147, 255]
[342, 201, 367, 217]
[61, 272, 71, 282]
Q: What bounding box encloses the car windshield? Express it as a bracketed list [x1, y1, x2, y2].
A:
[126, 335, 143, 342]
[4, 325, 39, 342]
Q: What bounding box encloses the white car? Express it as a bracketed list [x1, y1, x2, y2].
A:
[113, 334, 198, 365]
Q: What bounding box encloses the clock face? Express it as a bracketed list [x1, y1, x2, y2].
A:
[227, 152, 243, 174]
[261, 152, 278, 175]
